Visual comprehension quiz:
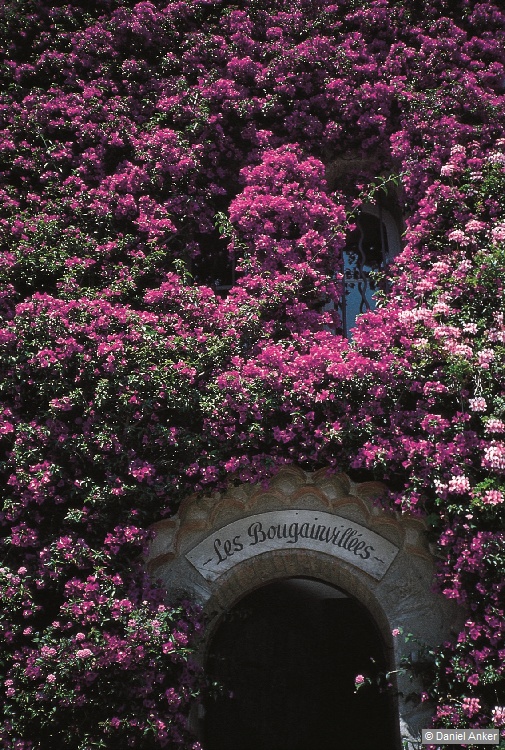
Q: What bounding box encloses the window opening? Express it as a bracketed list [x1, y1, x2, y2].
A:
[191, 233, 236, 296]
[190, 206, 401, 316]
[336, 205, 401, 337]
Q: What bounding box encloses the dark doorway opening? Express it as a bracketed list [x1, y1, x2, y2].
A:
[203, 578, 398, 750]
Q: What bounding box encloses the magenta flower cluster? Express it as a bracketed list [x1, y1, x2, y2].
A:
[1, 0, 504, 747]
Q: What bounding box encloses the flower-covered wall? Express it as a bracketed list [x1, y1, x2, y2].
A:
[0, 0, 504, 748]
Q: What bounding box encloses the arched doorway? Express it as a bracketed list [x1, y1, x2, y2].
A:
[147, 467, 465, 747]
[203, 577, 397, 750]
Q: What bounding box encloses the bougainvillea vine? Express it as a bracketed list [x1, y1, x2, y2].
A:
[1, 0, 504, 747]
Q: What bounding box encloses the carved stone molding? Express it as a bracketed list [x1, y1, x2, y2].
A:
[147, 466, 429, 572]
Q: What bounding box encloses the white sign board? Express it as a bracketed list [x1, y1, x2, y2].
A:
[186, 510, 399, 582]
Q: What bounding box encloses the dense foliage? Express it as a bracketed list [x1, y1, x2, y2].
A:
[0, 0, 504, 746]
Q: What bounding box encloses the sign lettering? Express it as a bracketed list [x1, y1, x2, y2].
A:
[186, 510, 399, 581]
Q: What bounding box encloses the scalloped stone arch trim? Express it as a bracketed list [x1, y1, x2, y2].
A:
[146, 466, 464, 749]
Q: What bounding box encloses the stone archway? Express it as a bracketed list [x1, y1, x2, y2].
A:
[146, 466, 464, 749]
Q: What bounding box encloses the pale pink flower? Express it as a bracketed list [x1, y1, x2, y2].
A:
[450, 144, 465, 155]
[488, 152, 505, 165]
[492, 706, 505, 726]
[485, 419, 505, 434]
[459, 259, 473, 272]
[76, 649, 93, 659]
[433, 302, 451, 315]
[445, 342, 473, 358]
[462, 697, 481, 717]
[487, 328, 505, 343]
[491, 224, 505, 242]
[465, 219, 486, 233]
[448, 475, 471, 494]
[469, 397, 487, 412]
[483, 442, 505, 471]
[448, 229, 470, 245]
[477, 349, 494, 368]
[482, 490, 504, 506]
